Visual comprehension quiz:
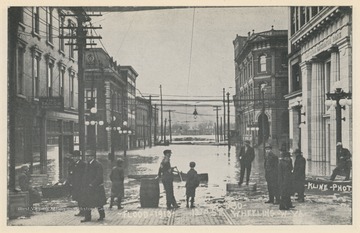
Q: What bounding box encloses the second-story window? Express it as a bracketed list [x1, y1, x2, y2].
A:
[47, 62, 54, 97]
[259, 55, 266, 72]
[47, 7, 53, 44]
[292, 63, 301, 92]
[59, 15, 65, 52]
[68, 20, 75, 59]
[17, 46, 25, 95]
[69, 72, 75, 107]
[33, 55, 40, 98]
[59, 66, 65, 96]
[33, 7, 40, 35]
[85, 89, 97, 110]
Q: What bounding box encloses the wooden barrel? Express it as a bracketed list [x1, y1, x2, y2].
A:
[140, 178, 160, 208]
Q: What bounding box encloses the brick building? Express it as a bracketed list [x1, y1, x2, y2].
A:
[135, 97, 152, 148]
[286, 6, 352, 166]
[120, 66, 138, 149]
[233, 28, 289, 148]
[84, 48, 128, 151]
[9, 7, 80, 182]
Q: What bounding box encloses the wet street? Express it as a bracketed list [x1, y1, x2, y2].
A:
[8, 144, 352, 225]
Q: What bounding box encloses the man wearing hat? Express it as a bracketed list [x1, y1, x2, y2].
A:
[330, 142, 352, 181]
[157, 149, 179, 210]
[264, 143, 280, 204]
[293, 149, 306, 202]
[238, 140, 255, 186]
[278, 144, 295, 210]
[68, 150, 86, 216]
[109, 158, 125, 209]
[81, 153, 107, 222]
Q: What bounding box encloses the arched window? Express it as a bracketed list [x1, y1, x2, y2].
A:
[259, 55, 266, 72]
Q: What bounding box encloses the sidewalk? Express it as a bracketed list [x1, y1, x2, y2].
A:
[8, 190, 352, 226]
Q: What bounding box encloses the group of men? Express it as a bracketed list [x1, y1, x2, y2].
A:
[238, 140, 352, 210]
[68, 152, 107, 223]
[238, 140, 306, 210]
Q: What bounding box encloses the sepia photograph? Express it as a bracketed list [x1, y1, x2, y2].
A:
[5, 1, 356, 228]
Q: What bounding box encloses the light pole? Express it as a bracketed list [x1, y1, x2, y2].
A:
[85, 106, 104, 158]
[260, 83, 267, 157]
[325, 84, 352, 163]
[106, 119, 132, 159]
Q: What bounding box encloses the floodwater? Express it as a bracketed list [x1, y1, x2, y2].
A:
[45, 142, 338, 207]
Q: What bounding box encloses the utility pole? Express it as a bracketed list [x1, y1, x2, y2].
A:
[141, 95, 159, 147]
[149, 95, 152, 148]
[76, 10, 87, 160]
[164, 118, 167, 143]
[227, 92, 231, 152]
[213, 106, 221, 143]
[165, 110, 175, 143]
[223, 88, 226, 141]
[154, 104, 157, 145]
[160, 85, 163, 142]
[61, 9, 102, 160]
[143, 115, 146, 149]
[220, 117, 223, 142]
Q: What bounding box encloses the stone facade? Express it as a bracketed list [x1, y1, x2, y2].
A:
[233, 28, 289, 148]
[286, 7, 352, 165]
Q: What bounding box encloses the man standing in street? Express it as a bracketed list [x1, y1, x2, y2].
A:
[238, 140, 255, 186]
[293, 149, 306, 202]
[264, 143, 279, 204]
[157, 149, 179, 210]
[81, 153, 107, 223]
[68, 150, 86, 216]
[278, 145, 295, 210]
[330, 142, 352, 181]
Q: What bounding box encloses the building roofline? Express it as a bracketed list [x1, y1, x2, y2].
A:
[120, 66, 139, 77]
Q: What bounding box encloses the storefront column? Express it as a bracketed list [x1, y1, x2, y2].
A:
[310, 60, 325, 161]
[300, 61, 312, 160]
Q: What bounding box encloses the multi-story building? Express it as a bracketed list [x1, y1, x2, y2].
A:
[9, 7, 80, 182]
[286, 6, 352, 167]
[233, 28, 289, 148]
[135, 97, 152, 148]
[120, 66, 138, 149]
[84, 48, 128, 151]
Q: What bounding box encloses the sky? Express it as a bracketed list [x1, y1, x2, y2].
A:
[93, 7, 289, 124]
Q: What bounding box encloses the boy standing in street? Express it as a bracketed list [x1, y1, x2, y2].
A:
[185, 161, 200, 208]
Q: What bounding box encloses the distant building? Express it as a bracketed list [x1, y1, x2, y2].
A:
[135, 96, 152, 147]
[286, 7, 352, 166]
[9, 7, 80, 180]
[84, 48, 128, 151]
[233, 28, 289, 147]
[120, 66, 138, 149]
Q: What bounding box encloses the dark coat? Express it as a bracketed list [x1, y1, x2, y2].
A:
[239, 146, 255, 165]
[83, 159, 107, 208]
[264, 151, 278, 183]
[68, 159, 86, 202]
[278, 157, 293, 196]
[158, 158, 174, 183]
[337, 148, 352, 169]
[110, 166, 125, 198]
[293, 155, 306, 192]
[185, 168, 200, 197]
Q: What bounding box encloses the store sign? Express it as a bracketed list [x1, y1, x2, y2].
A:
[39, 97, 64, 111]
[305, 179, 352, 195]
